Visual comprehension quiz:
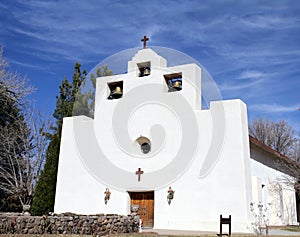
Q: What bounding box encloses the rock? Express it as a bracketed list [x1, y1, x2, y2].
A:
[25, 222, 36, 228]
[62, 212, 76, 216]
[0, 213, 139, 235]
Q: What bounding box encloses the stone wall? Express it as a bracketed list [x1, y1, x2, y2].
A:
[0, 213, 139, 235]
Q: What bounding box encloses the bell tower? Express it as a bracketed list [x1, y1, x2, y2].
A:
[55, 37, 255, 233]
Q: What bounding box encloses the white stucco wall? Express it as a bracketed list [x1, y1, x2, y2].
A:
[251, 158, 297, 225]
[55, 100, 253, 232]
[54, 48, 264, 233]
[54, 116, 131, 215]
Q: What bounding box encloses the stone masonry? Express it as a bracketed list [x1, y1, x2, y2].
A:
[0, 213, 139, 235]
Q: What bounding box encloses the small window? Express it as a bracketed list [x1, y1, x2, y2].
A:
[137, 61, 151, 77]
[164, 72, 182, 92]
[107, 81, 123, 100]
[135, 136, 151, 154]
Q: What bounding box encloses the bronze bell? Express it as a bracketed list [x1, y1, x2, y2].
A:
[111, 86, 123, 98]
[143, 67, 150, 76]
[172, 81, 181, 90]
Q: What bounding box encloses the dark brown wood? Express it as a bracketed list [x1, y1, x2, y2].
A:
[218, 215, 231, 237]
[130, 191, 154, 227]
[141, 36, 149, 48]
[135, 168, 144, 182]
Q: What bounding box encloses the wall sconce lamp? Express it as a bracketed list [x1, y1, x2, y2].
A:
[167, 187, 175, 205]
[104, 188, 111, 205]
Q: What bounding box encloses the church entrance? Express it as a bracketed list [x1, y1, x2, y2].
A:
[129, 191, 154, 228]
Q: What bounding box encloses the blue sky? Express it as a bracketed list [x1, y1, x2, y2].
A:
[0, 0, 299, 132]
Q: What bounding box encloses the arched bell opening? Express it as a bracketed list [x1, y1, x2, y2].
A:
[135, 136, 151, 154]
[107, 81, 123, 100]
[137, 61, 151, 77]
[164, 72, 182, 92]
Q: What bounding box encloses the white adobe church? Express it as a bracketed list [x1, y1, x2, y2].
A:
[54, 38, 299, 233]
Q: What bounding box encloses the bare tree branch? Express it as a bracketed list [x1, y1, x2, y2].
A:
[250, 117, 300, 196]
[0, 46, 50, 207]
[0, 47, 35, 105]
[249, 117, 295, 156]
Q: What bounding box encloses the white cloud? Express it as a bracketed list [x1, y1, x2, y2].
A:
[219, 78, 265, 91]
[219, 69, 268, 92]
[0, 2, 8, 9]
[2, 0, 298, 69]
[10, 59, 46, 70]
[240, 14, 299, 30]
[250, 103, 300, 113]
[238, 70, 269, 80]
[0, 0, 298, 129]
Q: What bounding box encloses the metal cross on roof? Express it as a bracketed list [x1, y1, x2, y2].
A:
[141, 35, 149, 49]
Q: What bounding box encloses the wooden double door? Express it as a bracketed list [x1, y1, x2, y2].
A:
[129, 191, 154, 228]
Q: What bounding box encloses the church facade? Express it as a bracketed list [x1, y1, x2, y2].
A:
[54, 46, 298, 233]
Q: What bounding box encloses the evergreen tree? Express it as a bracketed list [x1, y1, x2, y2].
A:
[89, 65, 112, 116]
[31, 61, 86, 215]
[53, 78, 73, 132]
[30, 133, 60, 215]
[90, 64, 112, 89]
[31, 62, 112, 215]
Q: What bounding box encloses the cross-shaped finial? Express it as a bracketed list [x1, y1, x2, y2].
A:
[141, 35, 149, 49]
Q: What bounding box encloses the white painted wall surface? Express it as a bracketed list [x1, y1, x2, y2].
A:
[152, 100, 252, 232]
[54, 116, 131, 215]
[250, 159, 297, 225]
[55, 48, 297, 233]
